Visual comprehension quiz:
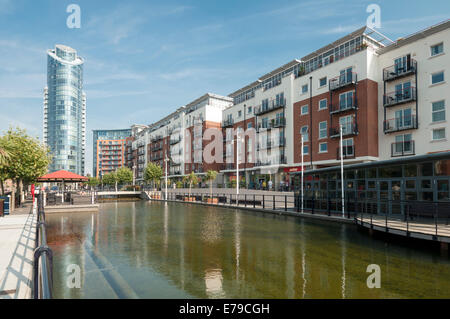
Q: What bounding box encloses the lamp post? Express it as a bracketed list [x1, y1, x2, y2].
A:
[340, 124, 345, 218]
[164, 151, 168, 201]
[301, 135, 304, 213]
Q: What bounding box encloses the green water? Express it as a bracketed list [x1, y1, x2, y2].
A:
[46, 201, 450, 299]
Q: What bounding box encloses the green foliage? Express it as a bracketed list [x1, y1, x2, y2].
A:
[116, 167, 133, 185]
[87, 177, 100, 187]
[0, 127, 52, 183]
[102, 172, 117, 186]
[176, 181, 183, 188]
[144, 163, 163, 186]
[205, 170, 218, 183]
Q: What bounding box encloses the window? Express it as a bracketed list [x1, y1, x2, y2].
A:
[319, 121, 327, 139]
[303, 145, 309, 155]
[431, 43, 444, 56]
[301, 105, 308, 115]
[319, 99, 327, 110]
[342, 139, 354, 157]
[339, 91, 354, 110]
[395, 54, 412, 74]
[247, 122, 253, 129]
[301, 126, 309, 141]
[319, 142, 328, 153]
[319, 77, 327, 87]
[339, 115, 354, 135]
[248, 106, 252, 114]
[433, 128, 446, 140]
[432, 100, 446, 122]
[302, 84, 308, 94]
[394, 108, 413, 129]
[394, 134, 413, 155]
[432, 71, 444, 84]
[238, 110, 242, 118]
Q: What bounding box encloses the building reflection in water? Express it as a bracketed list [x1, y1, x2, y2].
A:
[205, 269, 225, 298]
[45, 202, 450, 299]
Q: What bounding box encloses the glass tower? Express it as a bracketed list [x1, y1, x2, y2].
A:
[44, 45, 86, 175]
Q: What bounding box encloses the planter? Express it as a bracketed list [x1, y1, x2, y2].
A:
[206, 198, 219, 204]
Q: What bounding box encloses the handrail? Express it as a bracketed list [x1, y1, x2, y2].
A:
[33, 192, 53, 299]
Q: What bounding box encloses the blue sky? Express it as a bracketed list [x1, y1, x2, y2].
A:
[0, 0, 449, 174]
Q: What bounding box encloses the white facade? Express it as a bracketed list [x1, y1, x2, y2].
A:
[377, 23, 450, 159]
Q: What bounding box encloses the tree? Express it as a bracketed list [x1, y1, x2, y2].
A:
[116, 167, 133, 186]
[0, 146, 10, 166]
[102, 172, 118, 191]
[205, 170, 218, 199]
[183, 172, 198, 198]
[144, 163, 163, 189]
[86, 177, 100, 190]
[0, 127, 52, 209]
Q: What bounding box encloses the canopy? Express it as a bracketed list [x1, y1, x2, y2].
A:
[37, 170, 88, 182]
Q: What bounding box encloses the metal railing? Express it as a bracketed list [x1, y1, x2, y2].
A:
[384, 115, 418, 133]
[383, 59, 417, 82]
[329, 72, 357, 91]
[391, 140, 415, 157]
[33, 193, 53, 299]
[383, 88, 417, 107]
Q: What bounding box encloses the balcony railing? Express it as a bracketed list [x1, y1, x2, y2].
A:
[383, 88, 416, 107]
[152, 154, 163, 161]
[170, 136, 181, 145]
[151, 135, 163, 142]
[391, 141, 415, 157]
[258, 140, 272, 150]
[257, 117, 286, 132]
[383, 59, 417, 82]
[256, 155, 287, 167]
[329, 123, 358, 138]
[384, 115, 418, 133]
[222, 118, 234, 128]
[330, 99, 358, 115]
[336, 146, 355, 160]
[329, 72, 357, 91]
[255, 98, 286, 116]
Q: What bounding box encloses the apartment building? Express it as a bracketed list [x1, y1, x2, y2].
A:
[93, 129, 131, 177]
[222, 60, 301, 188]
[377, 21, 450, 159]
[128, 93, 232, 185]
[122, 20, 449, 190]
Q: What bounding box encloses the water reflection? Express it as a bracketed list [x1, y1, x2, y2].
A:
[46, 201, 450, 299]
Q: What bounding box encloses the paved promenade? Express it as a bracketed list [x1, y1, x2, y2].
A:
[0, 203, 36, 299]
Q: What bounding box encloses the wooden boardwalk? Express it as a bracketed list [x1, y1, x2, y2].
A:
[356, 214, 450, 243]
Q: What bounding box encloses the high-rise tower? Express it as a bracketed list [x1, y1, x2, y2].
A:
[43, 45, 86, 175]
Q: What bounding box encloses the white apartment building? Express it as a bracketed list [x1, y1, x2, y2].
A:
[377, 20, 450, 159]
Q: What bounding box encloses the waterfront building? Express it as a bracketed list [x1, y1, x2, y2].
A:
[93, 129, 132, 178]
[124, 20, 449, 191]
[44, 45, 86, 175]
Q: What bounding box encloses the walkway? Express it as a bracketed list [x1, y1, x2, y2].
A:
[356, 214, 450, 243]
[0, 202, 36, 299]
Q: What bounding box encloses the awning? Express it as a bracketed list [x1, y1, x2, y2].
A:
[37, 170, 89, 182]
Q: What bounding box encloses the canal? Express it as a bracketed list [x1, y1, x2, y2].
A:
[46, 201, 450, 298]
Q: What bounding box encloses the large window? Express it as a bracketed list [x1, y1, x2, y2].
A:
[394, 134, 413, 155]
[431, 43, 444, 56]
[319, 121, 327, 139]
[339, 115, 354, 134]
[319, 142, 328, 153]
[432, 100, 445, 122]
[339, 91, 354, 110]
[395, 108, 413, 129]
[342, 139, 354, 157]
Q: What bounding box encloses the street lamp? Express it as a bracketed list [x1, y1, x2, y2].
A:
[340, 124, 345, 218]
[231, 130, 243, 197]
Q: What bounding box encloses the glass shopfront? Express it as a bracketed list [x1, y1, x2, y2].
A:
[292, 155, 450, 215]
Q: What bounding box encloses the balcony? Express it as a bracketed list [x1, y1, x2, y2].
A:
[151, 135, 163, 142]
[383, 88, 416, 108]
[329, 123, 358, 139]
[257, 140, 272, 150]
[170, 149, 182, 156]
[170, 136, 181, 145]
[336, 146, 355, 160]
[384, 115, 418, 133]
[255, 98, 286, 116]
[222, 118, 234, 128]
[152, 154, 163, 161]
[391, 141, 415, 157]
[257, 117, 286, 132]
[329, 72, 357, 91]
[383, 59, 417, 82]
[330, 99, 358, 115]
[256, 155, 287, 167]
[152, 144, 163, 152]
